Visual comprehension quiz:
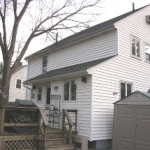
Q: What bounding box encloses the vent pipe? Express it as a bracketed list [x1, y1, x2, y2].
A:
[132, 3, 135, 11]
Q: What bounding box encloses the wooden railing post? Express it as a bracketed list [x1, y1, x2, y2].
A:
[1, 107, 5, 134]
[62, 110, 65, 133]
[75, 110, 77, 132]
[69, 125, 72, 144]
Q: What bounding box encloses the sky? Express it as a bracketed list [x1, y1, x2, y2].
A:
[0, 0, 150, 63]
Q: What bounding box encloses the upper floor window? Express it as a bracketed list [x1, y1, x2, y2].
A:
[37, 87, 42, 101]
[120, 82, 132, 99]
[43, 56, 47, 73]
[64, 80, 76, 101]
[145, 44, 150, 62]
[16, 79, 21, 89]
[132, 37, 140, 58]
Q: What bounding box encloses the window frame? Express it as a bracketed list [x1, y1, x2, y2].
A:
[63, 79, 77, 101]
[131, 36, 141, 59]
[16, 79, 21, 89]
[144, 42, 150, 62]
[37, 87, 42, 101]
[42, 56, 48, 73]
[120, 81, 133, 99]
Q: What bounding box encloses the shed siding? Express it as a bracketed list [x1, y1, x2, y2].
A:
[27, 31, 117, 79]
[92, 7, 150, 140]
[9, 66, 28, 102]
[31, 75, 92, 138]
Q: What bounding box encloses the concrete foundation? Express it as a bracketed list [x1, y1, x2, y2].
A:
[89, 139, 112, 149]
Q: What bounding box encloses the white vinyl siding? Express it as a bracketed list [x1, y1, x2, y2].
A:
[9, 66, 28, 102]
[92, 6, 150, 141]
[27, 30, 117, 80]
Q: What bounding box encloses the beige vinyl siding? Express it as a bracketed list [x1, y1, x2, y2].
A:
[92, 6, 150, 141]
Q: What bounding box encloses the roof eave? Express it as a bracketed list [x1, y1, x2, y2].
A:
[24, 70, 88, 85]
[25, 25, 115, 60]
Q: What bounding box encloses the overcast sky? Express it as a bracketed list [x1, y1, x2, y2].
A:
[0, 0, 150, 63]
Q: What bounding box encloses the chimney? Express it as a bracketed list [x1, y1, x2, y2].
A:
[132, 3, 135, 11]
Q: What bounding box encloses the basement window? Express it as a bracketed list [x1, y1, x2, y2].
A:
[64, 80, 76, 101]
[145, 44, 150, 62]
[132, 36, 140, 58]
[16, 79, 21, 89]
[120, 82, 132, 99]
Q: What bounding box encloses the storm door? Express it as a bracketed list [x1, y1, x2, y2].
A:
[46, 87, 51, 105]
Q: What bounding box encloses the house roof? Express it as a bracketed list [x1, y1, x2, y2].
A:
[25, 4, 149, 60]
[24, 55, 115, 84]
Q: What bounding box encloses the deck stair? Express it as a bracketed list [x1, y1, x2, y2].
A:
[43, 128, 74, 150]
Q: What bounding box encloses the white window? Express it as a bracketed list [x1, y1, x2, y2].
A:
[37, 87, 42, 101]
[16, 79, 21, 89]
[120, 82, 132, 99]
[64, 80, 76, 101]
[145, 44, 150, 62]
[132, 37, 140, 58]
[42, 56, 47, 73]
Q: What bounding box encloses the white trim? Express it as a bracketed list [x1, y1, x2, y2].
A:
[130, 35, 141, 60]
[63, 79, 77, 101]
[144, 42, 150, 63]
[120, 80, 133, 99]
[89, 75, 93, 141]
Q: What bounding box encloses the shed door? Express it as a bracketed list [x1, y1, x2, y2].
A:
[136, 107, 150, 150]
[118, 106, 150, 150]
[118, 106, 136, 150]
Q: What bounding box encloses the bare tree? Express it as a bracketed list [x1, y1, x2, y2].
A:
[0, 0, 102, 105]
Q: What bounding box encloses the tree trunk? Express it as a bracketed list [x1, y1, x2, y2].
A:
[0, 56, 12, 106]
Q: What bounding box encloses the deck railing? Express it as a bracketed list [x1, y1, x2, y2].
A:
[0, 106, 47, 150]
[62, 109, 77, 144]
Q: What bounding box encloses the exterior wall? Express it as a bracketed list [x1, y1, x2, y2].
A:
[92, 6, 150, 141]
[31, 75, 92, 138]
[27, 30, 117, 79]
[9, 66, 28, 102]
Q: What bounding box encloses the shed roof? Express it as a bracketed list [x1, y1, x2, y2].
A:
[25, 5, 149, 60]
[115, 91, 150, 105]
[24, 55, 114, 84]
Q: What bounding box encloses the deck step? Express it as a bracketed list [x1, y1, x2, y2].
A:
[47, 132, 65, 138]
[46, 138, 67, 146]
[45, 144, 74, 150]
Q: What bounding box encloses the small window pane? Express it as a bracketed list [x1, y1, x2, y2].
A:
[37, 87, 42, 101]
[132, 37, 140, 57]
[64, 81, 69, 100]
[127, 84, 132, 96]
[145, 44, 150, 61]
[71, 80, 76, 100]
[43, 56, 47, 73]
[121, 83, 126, 99]
[16, 79, 21, 89]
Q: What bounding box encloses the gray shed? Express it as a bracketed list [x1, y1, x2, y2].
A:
[112, 91, 150, 150]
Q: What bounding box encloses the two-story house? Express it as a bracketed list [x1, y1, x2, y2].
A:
[24, 5, 150, 149]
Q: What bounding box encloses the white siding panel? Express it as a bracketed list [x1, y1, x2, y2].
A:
[92, 7, 150, 141]
[9, 66, 28, 102]
[47, 31, 117, 71]
[28, 57, 42, 79]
